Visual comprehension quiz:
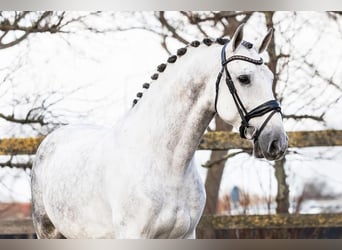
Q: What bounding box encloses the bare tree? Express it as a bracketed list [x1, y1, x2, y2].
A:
[0, 11, 120, 194]
[0, 11, 111, 134]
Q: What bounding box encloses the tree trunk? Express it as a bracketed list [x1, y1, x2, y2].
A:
[203, 117, 233, 214]
[263, 11, 278, 96]
[274, 156, 289, 214]
[199, 116, 232, 238]
[201, 16, 242, 217]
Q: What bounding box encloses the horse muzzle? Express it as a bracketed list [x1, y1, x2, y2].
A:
[254, 132, 288, 161]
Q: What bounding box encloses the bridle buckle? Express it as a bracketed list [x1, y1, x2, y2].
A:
[244, 126, 257, 140]
[239, 124, 257, 140]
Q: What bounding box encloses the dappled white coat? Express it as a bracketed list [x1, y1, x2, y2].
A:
[31, 25, 286, 239]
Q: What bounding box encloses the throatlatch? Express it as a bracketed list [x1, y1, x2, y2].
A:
[215, 42, 282, 141]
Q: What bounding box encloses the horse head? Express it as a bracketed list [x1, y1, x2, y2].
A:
[215, 24, 288, 160]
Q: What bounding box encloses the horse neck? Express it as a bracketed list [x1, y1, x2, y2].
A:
[125, 44, 221, 174]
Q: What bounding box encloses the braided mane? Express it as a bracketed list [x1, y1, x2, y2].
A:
[132, 38, 253, 107]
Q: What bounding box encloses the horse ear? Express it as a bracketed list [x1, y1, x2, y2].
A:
[231, 24, 244, 52]
[258, 28, 273, 54]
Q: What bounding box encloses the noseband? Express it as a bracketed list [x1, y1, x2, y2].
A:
[214, 42, 282, 141]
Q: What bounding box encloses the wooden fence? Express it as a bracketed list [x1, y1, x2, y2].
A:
[0, 129, 341, 238]
[1, 213, 342, 238]
[0, 129, 341, 156]
[197, 214, 342, 239]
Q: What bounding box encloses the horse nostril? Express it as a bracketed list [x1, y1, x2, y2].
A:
[269, 139, 280, 156]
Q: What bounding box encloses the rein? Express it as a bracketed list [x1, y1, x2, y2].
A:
[215, 42, 282, 141]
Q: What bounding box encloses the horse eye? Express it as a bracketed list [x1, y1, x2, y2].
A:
[238, 75, 251, 85]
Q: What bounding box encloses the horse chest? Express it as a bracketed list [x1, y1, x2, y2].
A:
[135, 187, 195, 238]
[111, 174, 204, 238]
[153, 203, 192, 238]
[141, 179, 204, 238]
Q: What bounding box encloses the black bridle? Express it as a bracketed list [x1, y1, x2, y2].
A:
[214, 42, 282, 141]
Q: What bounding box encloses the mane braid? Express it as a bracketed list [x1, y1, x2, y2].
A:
[177, 48, 187, 56]
[167, 55, 177, 63]
[151, 73, 159, 80]
[157, 64, 167, 72]
[132, 37, 245, 107]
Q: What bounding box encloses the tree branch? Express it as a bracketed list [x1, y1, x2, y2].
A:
[282, 114, 325, 122]
[202, 150, 249, 168]
[157, 11, 189, 45]
[0, 113, 47, 125]
[0, 161, 32, 169]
